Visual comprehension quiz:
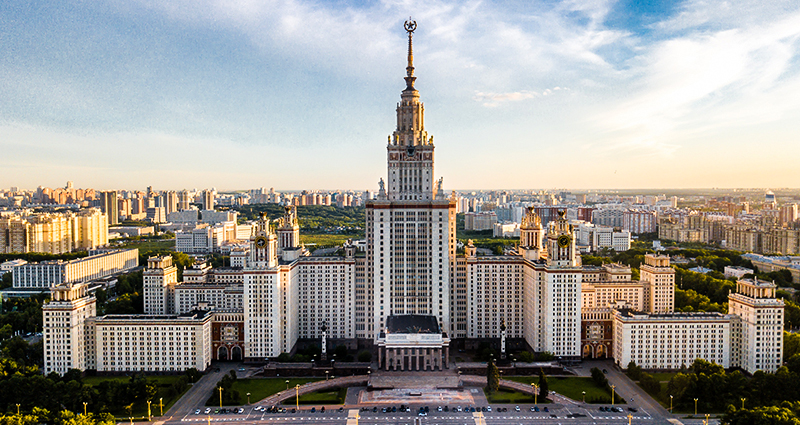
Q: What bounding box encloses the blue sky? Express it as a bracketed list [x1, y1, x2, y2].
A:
[2, 0, 800, 191]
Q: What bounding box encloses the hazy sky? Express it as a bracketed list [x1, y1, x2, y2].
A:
[2, 0, 800, 191]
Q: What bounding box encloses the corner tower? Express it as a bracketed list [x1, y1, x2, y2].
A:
[366, 19, 457, 340]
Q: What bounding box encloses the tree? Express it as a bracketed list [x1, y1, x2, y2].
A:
[639, 373, 661, 395]
[591, 367, 608, 387]
[537, 368, 549, 401]
[486, 359, 499, 393]
[357, 350, 372, 362]
[185, 367, 203, 383]
[626, 361, 643, 381]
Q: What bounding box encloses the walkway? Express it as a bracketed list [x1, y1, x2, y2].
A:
[258, 376, 368, 407]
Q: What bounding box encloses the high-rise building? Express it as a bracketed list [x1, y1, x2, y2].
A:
[101, 191, 118, 225]
[202, 190, 215, 211]
[178, 189, 191, 211]
[366, 20, 456, 338]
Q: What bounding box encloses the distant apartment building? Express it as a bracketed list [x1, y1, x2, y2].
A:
[13, 249, 138, 290]
[623, 210, 657, 234]
[464, 212, 497, 231]
[0, 208, 108, 254]
[724, 266, 754, 280]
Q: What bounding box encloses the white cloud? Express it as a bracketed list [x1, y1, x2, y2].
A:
[473, 86, 570, 107]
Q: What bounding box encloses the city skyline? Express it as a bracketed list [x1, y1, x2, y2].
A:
[2, 0, 800, 191]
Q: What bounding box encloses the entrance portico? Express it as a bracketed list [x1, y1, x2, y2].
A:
[376, 314, 450, 371]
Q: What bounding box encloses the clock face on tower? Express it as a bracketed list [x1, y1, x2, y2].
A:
[557, 234, 571, 248]
[255, 236, 267, 248]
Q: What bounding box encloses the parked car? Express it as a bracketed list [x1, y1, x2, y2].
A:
[515, 406, 520, 412]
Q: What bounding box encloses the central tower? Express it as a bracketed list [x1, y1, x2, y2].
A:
[386, 19, 436, 201]
[366, 20, 457, 340]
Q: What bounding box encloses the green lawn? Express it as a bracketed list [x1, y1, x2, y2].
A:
[507, 376, 625, 404]
[82, 375, 189, 418]
[295, 388, 347, 405]
[210, 378, 323, 406]
[484, 388, 550, 404]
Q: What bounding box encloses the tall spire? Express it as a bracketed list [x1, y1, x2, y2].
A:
[403, 18, 417, 91]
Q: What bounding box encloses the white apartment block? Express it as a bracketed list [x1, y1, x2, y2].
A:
[93, 311, 212, 372]
[13, 248, 138, 289]
[297, 257, 355, 339]
[612, 309, 734, 369]
[724, 265, 754, 280]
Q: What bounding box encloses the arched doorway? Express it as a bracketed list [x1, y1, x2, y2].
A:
[583, 344, 593, 358]
[218, 346, 229, 361]
[596, 344, 606, 359]
[231, 346, 242, 361]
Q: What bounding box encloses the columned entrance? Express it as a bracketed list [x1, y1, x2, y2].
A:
[376, 315, 450, 372]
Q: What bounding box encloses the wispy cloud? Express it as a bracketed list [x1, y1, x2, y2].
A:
[473, 87, 570, 107]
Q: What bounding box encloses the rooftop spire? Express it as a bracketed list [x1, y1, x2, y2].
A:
[403, 18, 417, 91]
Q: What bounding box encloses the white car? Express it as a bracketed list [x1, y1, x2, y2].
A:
[487, 406, 492, 412]
[514, 406, 520, 412]
[194, 409, 200, 415]
[204, 408, 211, 414]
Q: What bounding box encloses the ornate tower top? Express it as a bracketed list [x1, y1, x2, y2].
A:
[404, 18, 417, 91]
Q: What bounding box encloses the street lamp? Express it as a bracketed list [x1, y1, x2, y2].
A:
[247, 393, 251, 405]
[326, 371, 329, 380]
[219, 387, 224, 409]
[160, 398, 163, 416]
[582, 391, 586, 403]
[741, 397, 746, 409]
[295, 384, 300, 411]
[286, 380, 290, 390]
[16, 404, 20, 415]
[207, 415, 211, 425]
[611, 385, 616, 406]
[670, 395, 673, 413]
[147, 400, 152, 421]
[531, 383, 539, 405]
[694, 398, 698, 416]
[83, 402, 87, 416]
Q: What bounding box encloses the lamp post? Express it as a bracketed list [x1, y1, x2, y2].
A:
[582, 391, 586, 403]
[207, 415, 211, 425]
[628, 414, 632, 425]
[694, 398, 698, 416]
[741, 397, 746, 409]
[325, 371, 329, 381]
[670, 395, 673, 413]
[160, 398, 163, 416]
[16, 404, 20, 415]
[219, 387, 224, 409]
[295, 384, 300, 411]
[147, 400, 152, 421]
[611, 384, 616, 406]
[531, 383, 538, 405]
[247, 393, 251, 405]
[83, 402, 87, 416]
[286, 380, 290, 390]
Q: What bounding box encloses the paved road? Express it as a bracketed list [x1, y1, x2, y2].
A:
[162, 363, 239, 421]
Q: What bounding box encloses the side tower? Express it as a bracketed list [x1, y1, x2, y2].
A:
[729, 278, 784, 373]
[640, 253, 675, 313]
[143, 255, 178, 314]
[276, 205, 300, 253]
[366, 20, 456, 339]
[519, 206, 545, 260]
[43, 283, 96, 375]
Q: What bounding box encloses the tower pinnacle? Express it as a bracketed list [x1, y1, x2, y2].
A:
[404, 18, 417, 91]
